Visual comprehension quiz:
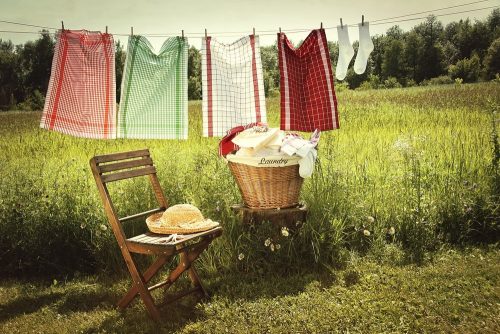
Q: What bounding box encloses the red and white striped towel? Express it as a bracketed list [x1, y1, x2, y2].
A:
[278, 29, 339, 132]
[40, 30, 116, 139]
[202, 35, 266, 137]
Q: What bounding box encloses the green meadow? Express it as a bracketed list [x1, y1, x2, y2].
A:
[0, 83, 499, 332]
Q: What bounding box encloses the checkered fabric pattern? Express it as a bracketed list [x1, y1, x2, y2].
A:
[40, 30, 116, 139]
[118, 36, 188, 139]
[278, 29, 339, 132]
[202, 35, 267, 137]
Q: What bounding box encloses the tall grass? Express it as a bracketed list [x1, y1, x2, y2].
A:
[0, 83, 498, 276]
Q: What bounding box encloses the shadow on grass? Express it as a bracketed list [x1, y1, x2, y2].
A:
[0, 291, 63, 323]
[205, 269, 331, 301]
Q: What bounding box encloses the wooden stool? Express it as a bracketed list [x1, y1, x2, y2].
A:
[231, 204, 308, 228]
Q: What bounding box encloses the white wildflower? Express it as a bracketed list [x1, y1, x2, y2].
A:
[99, 224, 108, 231]
[264, 238, 271, 247]
[270, 244, 275, 252]
[275, 244, 281, 250]
[281, 227, 290, 237]
[363, 229, 371, 237]
[388, 227, 395, 235]
[238, 253, 245, 261]
[366, 216, 375, 224]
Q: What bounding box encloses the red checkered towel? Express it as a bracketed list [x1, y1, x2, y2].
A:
[278, 29, 339, 132]
[40, 30, 116, 139]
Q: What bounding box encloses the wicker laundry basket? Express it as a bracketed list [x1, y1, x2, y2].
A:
[228, 160, 303, 209]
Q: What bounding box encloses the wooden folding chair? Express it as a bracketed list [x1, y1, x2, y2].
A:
[90, 149, 222, 321]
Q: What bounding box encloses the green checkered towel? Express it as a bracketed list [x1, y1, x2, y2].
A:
[118, 36, 188, 139]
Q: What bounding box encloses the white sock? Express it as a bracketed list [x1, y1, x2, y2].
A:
[335, 25, 354, 81]
[354, 22, 374, 75]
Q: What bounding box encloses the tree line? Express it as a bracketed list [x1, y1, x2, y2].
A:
[0, 9, 499, 110]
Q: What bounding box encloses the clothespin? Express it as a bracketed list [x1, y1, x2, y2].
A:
[279, 27, 281, 33]
[105, 26, 108, 34]
[205, 28, 207, 39]
[131, 27, 133, 36]
[340, 18, 343, 29]
[61, 21, 64, 31]
[362, 15, 364, 26]
[253, 27, 255, 36]
[182, 30, 184, 39]
[320, 22, 323, 29]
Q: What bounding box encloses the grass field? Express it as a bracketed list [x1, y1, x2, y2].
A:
[0, 83, 499, 331]
[0, 248, 498, 333]
[1, 83, 498, 276]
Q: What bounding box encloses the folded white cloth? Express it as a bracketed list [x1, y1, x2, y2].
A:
[280, 129, 320, 178]
[298, 149, 317, 178]
[236, 147, 282, 157]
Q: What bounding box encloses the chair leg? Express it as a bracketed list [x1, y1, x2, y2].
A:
[188, 266, 209, 298]
[120, 252, 171, 321]
[118, 254, 171, 309]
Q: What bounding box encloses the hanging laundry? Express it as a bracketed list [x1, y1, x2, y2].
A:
[118, 36, 188, 139]
[336, 25, 354, 81]
[40, 30, 116, 139]
[202, 35, 267, 137]
[278, 29, 339, 132]
[354, 22, 374, 75]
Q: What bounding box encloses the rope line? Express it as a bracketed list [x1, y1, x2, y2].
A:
[0, 1, 497, 38]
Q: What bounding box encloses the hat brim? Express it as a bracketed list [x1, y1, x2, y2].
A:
[146, 212, 220, 235]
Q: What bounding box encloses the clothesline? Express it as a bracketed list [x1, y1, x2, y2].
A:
[0, 1, 497, 38]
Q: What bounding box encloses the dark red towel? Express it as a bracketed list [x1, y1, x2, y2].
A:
[278, 29, 339, 132]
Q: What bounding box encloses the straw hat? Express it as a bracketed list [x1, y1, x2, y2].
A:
[146, 204, 219, 234]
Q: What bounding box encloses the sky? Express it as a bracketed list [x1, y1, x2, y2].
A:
[1, 0, 498, 51]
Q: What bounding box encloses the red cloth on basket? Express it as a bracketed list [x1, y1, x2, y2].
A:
[40, 30, 116, 139]
[278, 29, 339, 132]
[218, 122, 266, 157]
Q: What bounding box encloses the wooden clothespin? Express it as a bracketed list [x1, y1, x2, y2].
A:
[61, 21, 65, 31]
[182, 30, 184, 39]
[131, 27, 134, 36]
[105, 26, 108, 34]
[279, 27, 281, 34]
[205, 28, 207, 39]
[362, 15, 365, 26]
[253, 27, 255, 36]
[320, 22, 323, 29]
[340, 18, 343, 29]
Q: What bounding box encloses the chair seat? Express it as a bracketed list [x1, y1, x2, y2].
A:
[126, 227, 223, 255]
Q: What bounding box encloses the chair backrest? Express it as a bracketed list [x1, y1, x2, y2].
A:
[90, 149, 168, 241]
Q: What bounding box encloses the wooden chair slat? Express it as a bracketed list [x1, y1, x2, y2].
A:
[93, 149, 150, 164]
[101, 166, 156, 183]
[98, 157, 153, 173]
[120, 207, 164, 223]
[125, 241, 177, 255]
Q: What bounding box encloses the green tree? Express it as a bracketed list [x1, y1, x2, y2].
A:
[414, 16, 446, 80]
[115, 41, 126, 102]
[17, 30, 54, 98]
[0, 39, 20, 110]
[369, 35, 385, 78]
[260, 44, 279, 96]
[448, 54, 481, 82]
[188, 46, 202, 100]
[403, 31, 424, 82]
[486, 9, 500, 40]
[484, 37, 500, 79]
[382, 38, 404, 80]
